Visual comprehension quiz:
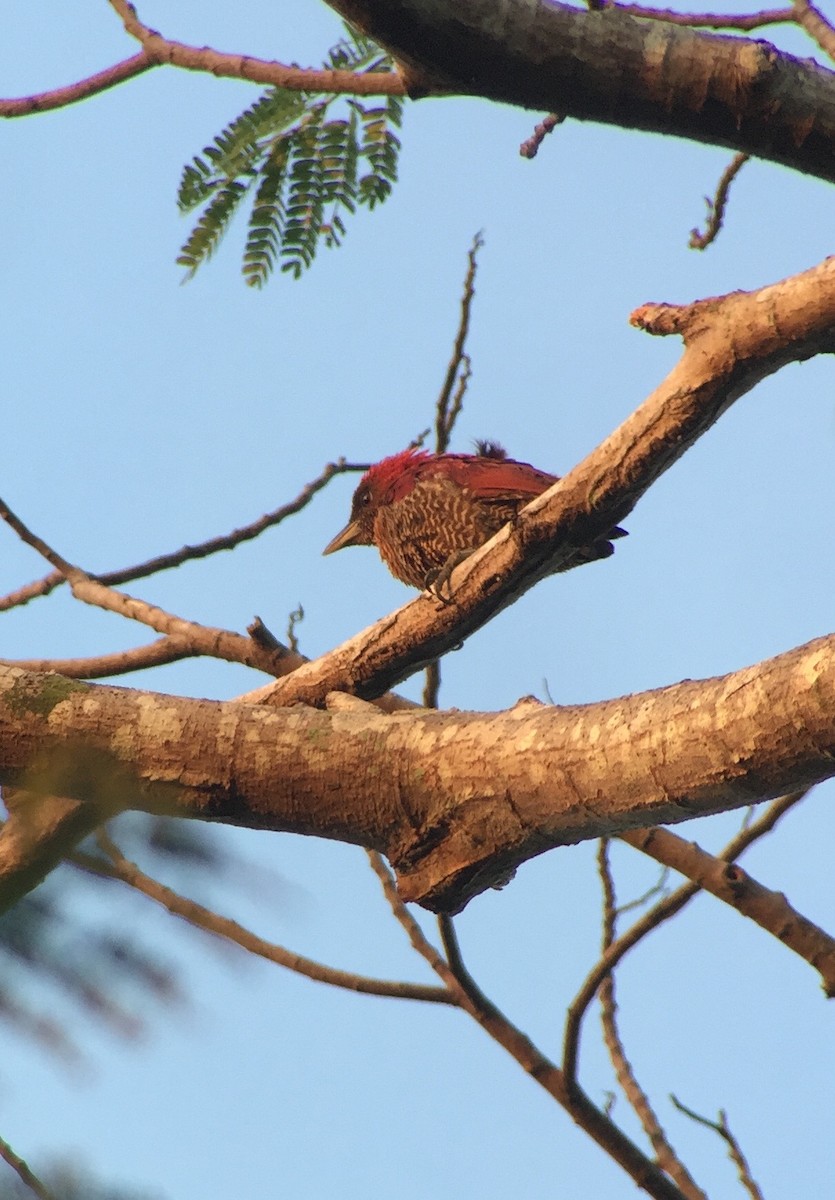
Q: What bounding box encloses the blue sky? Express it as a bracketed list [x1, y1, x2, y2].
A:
[1, 3, 834, 1197]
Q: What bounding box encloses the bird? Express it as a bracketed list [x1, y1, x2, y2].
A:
[323, 442, 627, 593]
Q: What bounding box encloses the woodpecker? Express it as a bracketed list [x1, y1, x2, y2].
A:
[323, 443, 626, 591]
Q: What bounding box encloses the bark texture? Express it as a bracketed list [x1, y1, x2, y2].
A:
[3, 634, 835, 912]
[326, 0, 835, 181]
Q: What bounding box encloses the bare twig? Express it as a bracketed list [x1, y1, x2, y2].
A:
[1, 5, 405, 120]
[0, 51, 155, 118]
[614, 4, 794, 29]
[614, 867, 670, 917]
[671, 1097, 765, 1200]
[564, 792, 807, 1089]
[366, 851, 467, 984]
[689, 153, 749, 250]
[77, 834, 452, 1006]
[792, 0, 835, 60]
[0, 495, 297, 678]
[434, 232, 483, 453]
[519, 112, 563, 158]
[109, 0, 406, 95]
[0, 1134, 56, 1200]
[366, 852, 689, 1200]
[1, 637, 198, 680]
[285, 605, 305, 655]
[623, 821, 835, 993]
[0, 458, 362, 613]
[597, 842, 708, 1200]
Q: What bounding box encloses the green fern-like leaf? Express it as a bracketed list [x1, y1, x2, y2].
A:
[356, 100, 402, 208]
[176, 180, 250, 279]
[326, 28, 389, 73]
[243, 145, 290, 289]
[178, 157, 218, 212]
[177, 21, 403, 286]
[281, 119, 327, 279]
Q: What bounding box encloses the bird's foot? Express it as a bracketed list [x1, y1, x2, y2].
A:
[423, 549, 475, 604]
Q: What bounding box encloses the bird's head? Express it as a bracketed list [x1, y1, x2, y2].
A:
[323, 449, 430, 556]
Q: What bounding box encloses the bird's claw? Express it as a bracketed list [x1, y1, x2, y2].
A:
[422, 549, 475, 604]
[423, 568, 456, 605]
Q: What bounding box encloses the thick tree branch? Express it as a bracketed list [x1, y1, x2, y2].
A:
[325, 0, 835, 181]
[3, 628, 835, 913]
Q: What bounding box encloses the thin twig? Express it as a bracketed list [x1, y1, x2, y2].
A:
[76, 835, 453, 1006]
[671, 1097, 765, 1200]
[0, 495, 298, 678]
[285, 605, 305, 655]
[597, 842, 708, 1200]
[0, 1133, 56, 1200]
[623, 820, 835, 993]
[0, 458, 363, 613]
[0, 51, 155, 118]
[614, 866, 670, 918]
[689, 153, 749, 250]
[366, 853, 689, 1200]
[434, 232, 483, 452]
[792, 0, 835, 60]
[614, 4, 794, 29]
[519, 112, 564, 158]
[422, 233, 484, 704]
[564, 791, 807, 1088]
[1, 637, 198, 680]
[108, 0, 406, 95]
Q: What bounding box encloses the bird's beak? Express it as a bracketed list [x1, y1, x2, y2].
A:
[323, 519, 363, 556]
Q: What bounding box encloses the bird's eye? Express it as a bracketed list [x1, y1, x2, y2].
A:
[360, 489, 371, 506]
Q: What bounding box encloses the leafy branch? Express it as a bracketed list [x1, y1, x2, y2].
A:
[177, 25, 403, 285]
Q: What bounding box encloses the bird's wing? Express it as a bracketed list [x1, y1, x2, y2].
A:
[420, 455, 558, 501]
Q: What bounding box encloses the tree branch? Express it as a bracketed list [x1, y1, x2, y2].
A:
[3, 627, 835, 914]
[563, 793, 806, 1087]
[76, 835, 453, 1006]
[0, 496, 298, 678]
[622, 825, 835, 993]
[2, 637, 199, 680]
[110, 0, 406, 96]
[792, 0, 835, 62]
[244, 255, 835, 709]
[324, 0, 835, 181]
[367, 853, 688, 1200]
[0, 457, 362, 613]
[0, 52, 155, 119]
[596, 841, 708, 1199]
[616, 4, 793, 30]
